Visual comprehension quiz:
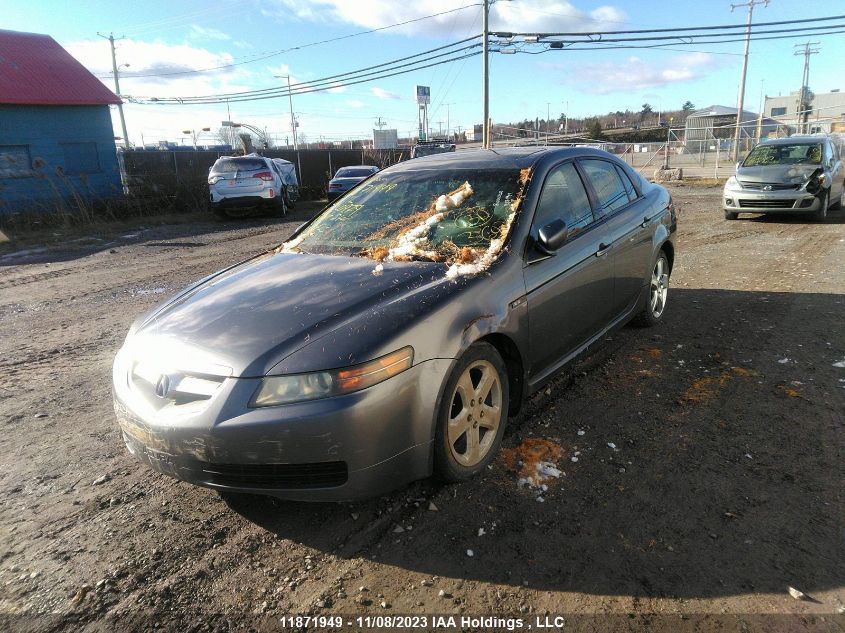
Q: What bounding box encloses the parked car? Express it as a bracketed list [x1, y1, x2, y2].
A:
[411, 142, 456, 159]
[326, 165, 379, 201]
[208, 154, 298, 219]
[723, 135, 844, 221]
[113, 147, 676, 501]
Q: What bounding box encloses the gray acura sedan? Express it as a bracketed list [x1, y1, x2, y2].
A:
[113, 147, 676, 501]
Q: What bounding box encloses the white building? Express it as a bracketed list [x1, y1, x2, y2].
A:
[764, 89, 845, 134]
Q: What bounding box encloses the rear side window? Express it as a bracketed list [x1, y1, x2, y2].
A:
[579, 159, 631, 216]
[614, 165, 638, 200]
[212, 158, 266, 173]
[532, 162, 595, 235]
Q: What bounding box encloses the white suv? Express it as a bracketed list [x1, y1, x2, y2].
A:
[208, 154, 298, 219]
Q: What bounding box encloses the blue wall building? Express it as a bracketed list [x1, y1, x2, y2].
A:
[0, 29, 122, 216]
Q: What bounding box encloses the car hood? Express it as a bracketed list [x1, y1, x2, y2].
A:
[736, 164, 820, 184]
[134, 252, 448, 377]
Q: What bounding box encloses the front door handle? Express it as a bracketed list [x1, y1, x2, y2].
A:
[596, 242, 610, 257]
[641, 215, 651, 227]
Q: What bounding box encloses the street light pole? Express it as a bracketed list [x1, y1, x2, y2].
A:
[482, 0, 490, 148]
[730, 0, 768, 161]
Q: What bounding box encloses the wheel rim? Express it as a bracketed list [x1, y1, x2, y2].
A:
[447, 360, 502, 467]
[650, 257, 669, 318]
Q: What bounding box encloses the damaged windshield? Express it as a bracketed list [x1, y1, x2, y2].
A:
[287, 169, 528, 271]
[743, 143, 822, 167]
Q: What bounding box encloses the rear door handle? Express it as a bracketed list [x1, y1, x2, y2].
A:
[596, 242, 610, 257]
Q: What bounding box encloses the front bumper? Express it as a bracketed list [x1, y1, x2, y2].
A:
[112, 358, 453, 501]
[722, 188, 823, 214]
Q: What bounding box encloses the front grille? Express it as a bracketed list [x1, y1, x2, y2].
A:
[738, 199, 795, 209]
[195, 460, 348, 489]
[738, 181, 800, 191]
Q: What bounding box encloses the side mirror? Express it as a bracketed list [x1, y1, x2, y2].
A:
[536, 219, 569, 255]
[735, 161, 742, 171]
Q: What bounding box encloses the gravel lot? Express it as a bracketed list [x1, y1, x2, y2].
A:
[1, 186, 843, 632]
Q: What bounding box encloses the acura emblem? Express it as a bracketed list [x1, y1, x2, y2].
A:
[763, 185, 772, 191]
[155, 374, 172, 398]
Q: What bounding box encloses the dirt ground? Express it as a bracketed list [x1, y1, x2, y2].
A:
[1, 187, 843, 633]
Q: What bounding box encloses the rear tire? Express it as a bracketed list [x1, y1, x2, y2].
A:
[434, 342, 509, 483]
[632, 251, 670, 328]
[724, 210, 738, 220]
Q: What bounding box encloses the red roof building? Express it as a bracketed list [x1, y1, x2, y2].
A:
[0, 29, 120, 106]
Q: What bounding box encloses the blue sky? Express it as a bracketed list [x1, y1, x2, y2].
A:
[7, 0, 844, 146]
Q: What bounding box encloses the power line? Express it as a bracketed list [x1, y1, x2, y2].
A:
[493, 24, 845, 54]
[132, 49, 483, 105]
[154, 37, 481, 102]
[494, 12, 845, 37]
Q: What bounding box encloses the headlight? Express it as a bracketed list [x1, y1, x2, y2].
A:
[250, 346, 414, 407]
[208, 175, 223, 184]
[725, 176, 742, 191]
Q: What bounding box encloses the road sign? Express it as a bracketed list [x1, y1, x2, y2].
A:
[416, 86, 430, 105]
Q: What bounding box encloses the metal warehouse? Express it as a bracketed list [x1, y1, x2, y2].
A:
[0, 29, 122, 216]
[683, 104, 782, 152]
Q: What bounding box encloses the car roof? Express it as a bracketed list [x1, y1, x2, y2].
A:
[337, 165, 379, 170]
[389, 146, 613, 172]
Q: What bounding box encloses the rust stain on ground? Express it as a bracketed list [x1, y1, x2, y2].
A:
[681, 366, 757, 404]
[646, 348, 663, 359]
[499, 438, 564, 486]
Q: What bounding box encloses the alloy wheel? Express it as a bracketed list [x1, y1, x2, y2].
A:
[650, 256, 669, 318]
[446, 360, 502, 467]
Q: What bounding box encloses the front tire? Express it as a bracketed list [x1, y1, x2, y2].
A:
[813, 190, 829, 222]
[434, 342, 509, 483]
[725, 210, 738, 220]
[632, 251, 670, 327]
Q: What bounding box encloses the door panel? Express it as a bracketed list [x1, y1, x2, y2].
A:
[578, 159, 653, 318]
[525, 231, 614, 381]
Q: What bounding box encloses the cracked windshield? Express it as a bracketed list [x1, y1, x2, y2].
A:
[291, 169, 524, 261]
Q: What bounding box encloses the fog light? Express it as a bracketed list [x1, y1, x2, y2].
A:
[725, 198, 734, 206]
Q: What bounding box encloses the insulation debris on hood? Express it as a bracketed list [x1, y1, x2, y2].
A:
[275, 233, 306, 254]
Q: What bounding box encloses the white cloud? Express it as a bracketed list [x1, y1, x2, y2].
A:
[188, 25, 231, 41]
[63, 38, 260, 146]
[543, 52, 717, 94]
[264, 0, 628, 36]
[346, 99, 365, 108]
[371, 87, 400, 100]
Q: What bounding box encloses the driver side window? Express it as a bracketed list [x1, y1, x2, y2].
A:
[533, 162, 595, 238]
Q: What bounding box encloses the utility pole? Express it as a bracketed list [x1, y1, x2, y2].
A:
[730, 0, 768, 162]
[443, 102, 454, 141]
[482, 0, 490, 148]
[546, 101, 551, 143]
[98, 32, 129, 149]
[794, 41, 820, 133]
[274, 74, 298, 150]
